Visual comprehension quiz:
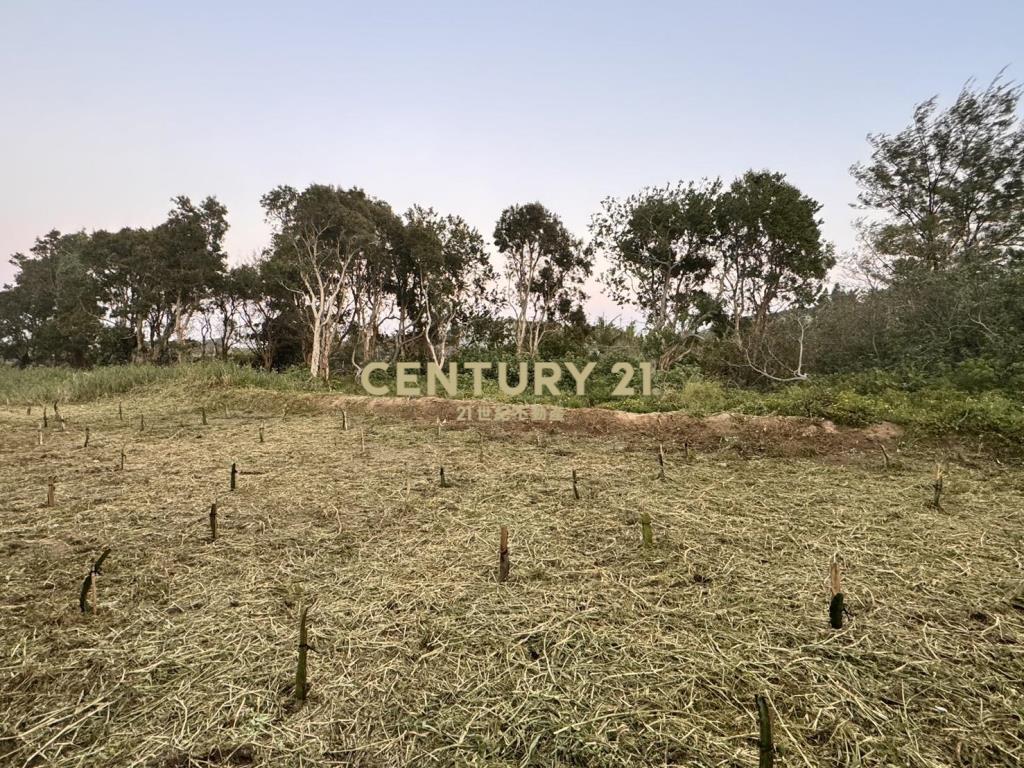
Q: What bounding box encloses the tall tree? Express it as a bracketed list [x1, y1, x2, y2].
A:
[590, 181, 722, 367]
[851, 76, 1024, 274]
[261, 184, 394, 380]
[493, 202, 590, 358]
[403, 206, 495, 365]
[716, 171, 834, 379]
[146, 196, 229, 362]
[83, 227, 155, 361]
[0, 231, 101, 366]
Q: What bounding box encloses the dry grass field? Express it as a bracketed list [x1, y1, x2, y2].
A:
[1, 388, 1022, 767]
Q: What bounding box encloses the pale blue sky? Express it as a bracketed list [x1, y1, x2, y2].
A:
[2, 1, 1021, 317]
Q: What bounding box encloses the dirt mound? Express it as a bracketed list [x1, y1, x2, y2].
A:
[327, 395, 903, 457]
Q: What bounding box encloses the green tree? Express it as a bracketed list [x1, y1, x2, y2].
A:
[590, 181, 722, 368]
[717, 171, 834, 380]
[851, 76, 1024, 273]
[82, 227, 154, 361]
[493, 202, 590, 358]
[146, 196, 229, 362]
[261, 184, 395, 380]
[402, 206, 495, 365]
[0, 231, 102, 366]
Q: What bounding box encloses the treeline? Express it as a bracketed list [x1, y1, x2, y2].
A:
[2, 77, 1022, 387]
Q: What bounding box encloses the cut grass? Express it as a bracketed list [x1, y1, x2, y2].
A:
[0, 389, 1022, 766]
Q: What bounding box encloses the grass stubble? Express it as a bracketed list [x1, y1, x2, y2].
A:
[0, 386, 1022, 767]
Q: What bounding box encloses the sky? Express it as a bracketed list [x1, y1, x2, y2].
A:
[2, 0, 1022, 319]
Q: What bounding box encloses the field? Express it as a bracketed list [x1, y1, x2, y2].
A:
[1, 383, 1022, 767]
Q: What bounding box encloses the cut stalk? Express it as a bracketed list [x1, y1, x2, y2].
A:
[829, 560, 845, 629]
[79, 549, 110, 614]
[571, 469, 580, 500]
[295, 604, 311, 702]
[640, 511, 653, 548]
[498, 526, 510, 583]
[756, 694, 773, 768]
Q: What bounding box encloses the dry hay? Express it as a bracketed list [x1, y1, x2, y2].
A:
[0, 391, 1022, 767]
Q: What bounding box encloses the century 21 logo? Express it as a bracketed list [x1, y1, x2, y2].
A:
[359, 362, 654, 397]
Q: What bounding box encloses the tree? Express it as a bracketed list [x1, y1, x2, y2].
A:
[590, 181, 722, 368]
[197, 264, 251, 360]
[402, 206, 495, 365]
[82, 196, 227, 363]
[851, 76, 1024, 274]
[146, 196, 229, 362]
[82, 227, 154, 361]
[716, 171, 834, 380]
[261, 184, 394, 380]
[493, 203, 590, 358]
[346, 200, 403, 372]
[0, 231, 102, 366]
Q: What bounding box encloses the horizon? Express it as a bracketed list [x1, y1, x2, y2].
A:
[2, 1, 1022, 319]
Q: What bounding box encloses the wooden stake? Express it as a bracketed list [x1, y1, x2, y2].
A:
[201, 406, 207, 425]
[118, 402, 123, 422]
[230, 462, 237, 491]
[932, 464, 944, 509]
[259, 422, 265, 443]
[657, 443, 666, 481]
[880, 444, 891, 470]
[46, 476, 55, 507]
[83, 427, 90, 448]
[37, 424, 43, 446]
[571, 469, 580, 500]
[640, 511, 653, 547]
[360, 429, 365, 455]
[439, 466, 449, 488]
[27, 404, 31, 415]
[209, 502, 218, 541]
[119, 444, 126, 471]
[683, 441, 691, 462]
[139, 414, 145, 432]
[498, 526, 510, 583]
[829, 560, 844, 629]
[295, 604, 310, 702]
[342, 411, 349, 431]
[42, 406, 48, 428]
[756, 694, 774, 768]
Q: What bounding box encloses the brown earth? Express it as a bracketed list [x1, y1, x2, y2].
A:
[331, 394, 905, 458]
